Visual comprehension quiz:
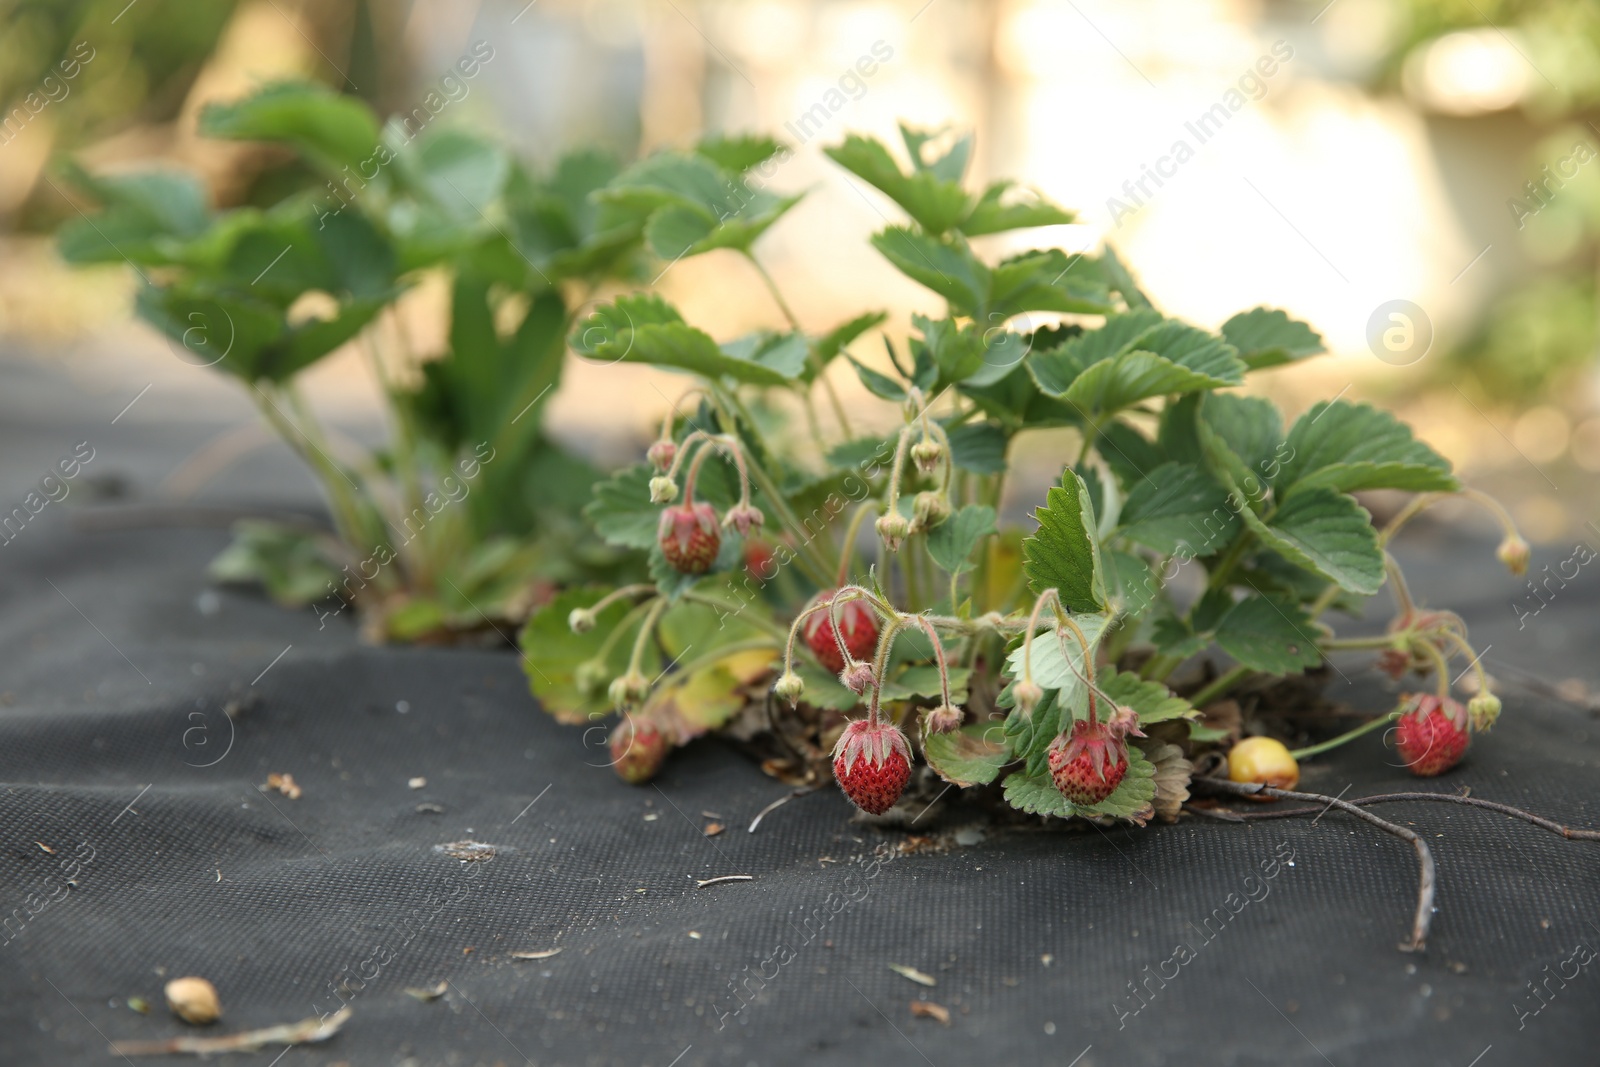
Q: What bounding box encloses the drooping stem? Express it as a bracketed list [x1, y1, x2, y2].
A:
[865, 614, 904, 727]
[1288, 710, 1400, 761]
[585, 584, 659, 618]
[912, 613, 954, 710]
[625, 598, 669, 678]
[1413, 637, 1453, 700]
[743, 251, 853, 436]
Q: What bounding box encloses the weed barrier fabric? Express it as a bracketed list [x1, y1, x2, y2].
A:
[2, 524, 1599, 1063]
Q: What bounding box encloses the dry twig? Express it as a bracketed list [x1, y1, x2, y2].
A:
[110, 1006, 351, 1056]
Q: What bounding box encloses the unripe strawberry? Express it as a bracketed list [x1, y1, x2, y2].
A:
[840, 660, 876, 694]
[911, 439, 943, 473]
[832, 719, 913, 815]
[1047, 707, 1144, 806]
[1496, 534, 1530, 577]
[658, 502, 720, 574]
[1394, 693, 1469, 776]
[647, 439, 677, 472]
[1227, 736, 1299, 792]
[876, 512, 910, 551]
[925, 704, 962, 734]
[802, 591, 879, 674]
[649, 476, 679, 504]
[611, 716, 670, 784]
[568, 607, 597, 634]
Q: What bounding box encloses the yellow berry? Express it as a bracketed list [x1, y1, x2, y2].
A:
[164, 976, 221, 1025]
[1227, 736, 1299, 792]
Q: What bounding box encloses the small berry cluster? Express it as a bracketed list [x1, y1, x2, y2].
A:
[647, 422, 765, 576]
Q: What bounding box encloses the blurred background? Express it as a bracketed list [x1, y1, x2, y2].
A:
[2, 0, 1597, 547]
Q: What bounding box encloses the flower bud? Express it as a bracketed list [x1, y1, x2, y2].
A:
[773, 671, 806, 705]
[1013, 679, 1044, 715]
[840, 660, 875, 694]
[1496, 534, 1530, 577]
[649, 476, 678, 504]
[608, 671, 651, 708]
[925, 704, 962, 734]
[1467, 691, 1502, 732]
[574, 659, 609, 698]
[647, 439, 677, 473]
[912, 491, 950, 529]
[721, 501, 765, 537]
[911, 439, 943, 473]
[568, 607, 597, 634]
[876, 512, 910, 552]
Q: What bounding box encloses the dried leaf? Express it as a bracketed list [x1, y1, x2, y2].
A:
[404, 982, 448, 1001]
[263, 773, 302, 799]
[510, 948, 563, 960]
[888, 963, 936, 987]
[910, 1000, 951, 1025]
[702, 822, 725, 837]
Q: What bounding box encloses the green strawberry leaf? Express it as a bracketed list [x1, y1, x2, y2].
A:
[1022, 470, 1106, 612]
[1238, 487, 1384, 596]
[1214, 595, 1323, 674]
[826, 134, 972, 233]
[1098, 667, 1196, 726]
[870, 227, 988, 314]
[925, 504, 998, 575]
[960, 180, 1075, 236]
[518, 587, 658, 724]
[1117, 462, 1238, 556]
[570, 294, 802, 386]
[924, 722, 1012, 787]
[1221, 307, 1325, 370]
[1277, 400, 1458, 497]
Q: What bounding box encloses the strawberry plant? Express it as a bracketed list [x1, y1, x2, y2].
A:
[524, 124, 1529, 824]
[56, 82, 652, 639]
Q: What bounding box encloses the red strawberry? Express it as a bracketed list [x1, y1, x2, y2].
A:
[610, 716, 670, 784]
[832, 719, 912, 815]
[1394, 693, 1469, 776]
[1048, 706, 1145, 806]
[803, 590, 879, 674]
[744, 538, 776, 580]
[658, 502, 720, 574]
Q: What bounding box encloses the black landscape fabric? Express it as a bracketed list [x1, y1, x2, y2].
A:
[2, 362, 1599, 1066]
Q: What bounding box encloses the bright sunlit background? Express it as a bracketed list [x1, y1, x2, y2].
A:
[3, 0, 1598, 543]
